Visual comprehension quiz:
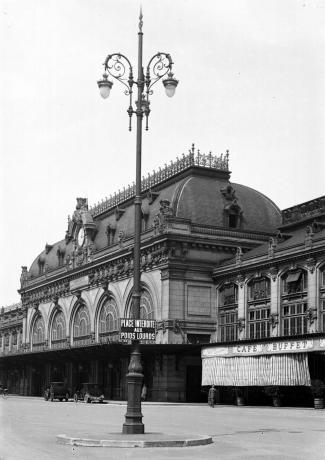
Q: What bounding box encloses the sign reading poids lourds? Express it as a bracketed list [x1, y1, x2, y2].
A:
[120, 318, 156, 342]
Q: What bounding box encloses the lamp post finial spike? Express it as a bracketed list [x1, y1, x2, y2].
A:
[139, 6, 143, 32]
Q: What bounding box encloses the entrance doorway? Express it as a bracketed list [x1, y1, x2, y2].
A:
[186, 365, 205, 402]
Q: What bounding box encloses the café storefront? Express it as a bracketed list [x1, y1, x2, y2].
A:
[201, 334, 325, 406]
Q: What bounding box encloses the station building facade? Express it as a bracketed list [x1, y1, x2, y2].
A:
[1, 146, 323, 404]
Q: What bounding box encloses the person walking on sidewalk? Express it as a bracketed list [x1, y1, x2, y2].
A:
[208, 385, 216, 408]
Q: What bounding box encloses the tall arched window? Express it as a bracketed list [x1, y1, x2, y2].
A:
[281, 269, 308, 336]
[218, 283, 238, 342]
[127, 289, 155, 320]
[99, 297, 119, 334]
[32, 315, 45, 350]
[247, 277, 271, 339]
[73, 304, 91, 345]
[51, 310, 66, 348]
[140, 291, 155, 320]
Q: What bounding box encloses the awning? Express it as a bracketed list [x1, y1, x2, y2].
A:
[202, 353, 311, 386]
[286, 271, 302, 283]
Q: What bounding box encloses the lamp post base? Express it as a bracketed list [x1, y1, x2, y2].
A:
[122, 340, 145, 434]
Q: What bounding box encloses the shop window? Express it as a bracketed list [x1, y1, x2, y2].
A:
[282, 302, 308, 336]
[248, 306, 270, 339]
[282, 271, 307, 295]
[248, 278, 270, 301]
[99, 298, 119, 334]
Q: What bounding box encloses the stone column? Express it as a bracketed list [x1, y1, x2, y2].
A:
[237, 275, 246, 340]
[306, 259, 317, 333]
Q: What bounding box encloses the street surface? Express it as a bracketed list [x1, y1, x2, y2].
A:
[0, 396, 324, 460]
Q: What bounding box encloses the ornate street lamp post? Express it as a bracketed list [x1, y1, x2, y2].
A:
[97, 11, 178, 434]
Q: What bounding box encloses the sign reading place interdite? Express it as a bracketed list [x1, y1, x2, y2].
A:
[120, 318, 156, 341]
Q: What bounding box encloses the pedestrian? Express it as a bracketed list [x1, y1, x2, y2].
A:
[208, 385, 216, 408]
[141, 383, 147, 402]
[50, 384, 54, 402]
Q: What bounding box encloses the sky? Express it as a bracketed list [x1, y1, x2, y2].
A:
[1, 0, 325, 306]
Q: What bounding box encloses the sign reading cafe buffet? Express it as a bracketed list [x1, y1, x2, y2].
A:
[120, 318, 156, 342]
[202, 337, 325, 359]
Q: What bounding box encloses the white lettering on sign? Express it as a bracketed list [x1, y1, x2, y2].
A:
[202, 339, 316, 359]
[234, 340, 314, 355]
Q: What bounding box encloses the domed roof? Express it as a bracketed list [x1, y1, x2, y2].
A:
[173, 176, 281, 232]
[26, 150, 281, 279]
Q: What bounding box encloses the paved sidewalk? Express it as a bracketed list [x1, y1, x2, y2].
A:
[1, 396, 325, 460]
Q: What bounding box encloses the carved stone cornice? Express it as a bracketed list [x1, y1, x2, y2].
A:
[268, 266, 278, 282]
[306, 257, 316, 274]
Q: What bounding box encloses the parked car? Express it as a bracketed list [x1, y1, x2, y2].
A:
[45, 382, 70, 402]
[74, 383, 105, 403]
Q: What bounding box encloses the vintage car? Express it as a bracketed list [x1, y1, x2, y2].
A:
[44, 382, 70, 402]
[73, 383, 105, 403]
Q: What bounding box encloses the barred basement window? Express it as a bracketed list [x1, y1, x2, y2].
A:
[282, 302, 308, 336]
[248, 306, 270, 339]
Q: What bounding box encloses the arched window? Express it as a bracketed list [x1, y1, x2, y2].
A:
[99, 297, 119, 334]
[127, 289, 155, 320]
[140, 291, 155, 320]
[218, 283, 238, 342]
[51, 310, 66, 347]
[281, 269, 308, 336]
[32, 315, 45, 349]
[73, 304, 90, 338]
[247, 277, 271, 339]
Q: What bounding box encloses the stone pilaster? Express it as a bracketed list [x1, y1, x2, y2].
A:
[306, 258, 317, 333]
[269, 267, 279, 337]
[236, 274, 246, 340]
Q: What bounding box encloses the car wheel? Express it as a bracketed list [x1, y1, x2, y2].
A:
[59, 398, 63, 402]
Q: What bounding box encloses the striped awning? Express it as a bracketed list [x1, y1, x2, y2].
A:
[202, 353, 311, 386]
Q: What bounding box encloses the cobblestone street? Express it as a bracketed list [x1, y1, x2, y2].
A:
[1, 397, 325, 460]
